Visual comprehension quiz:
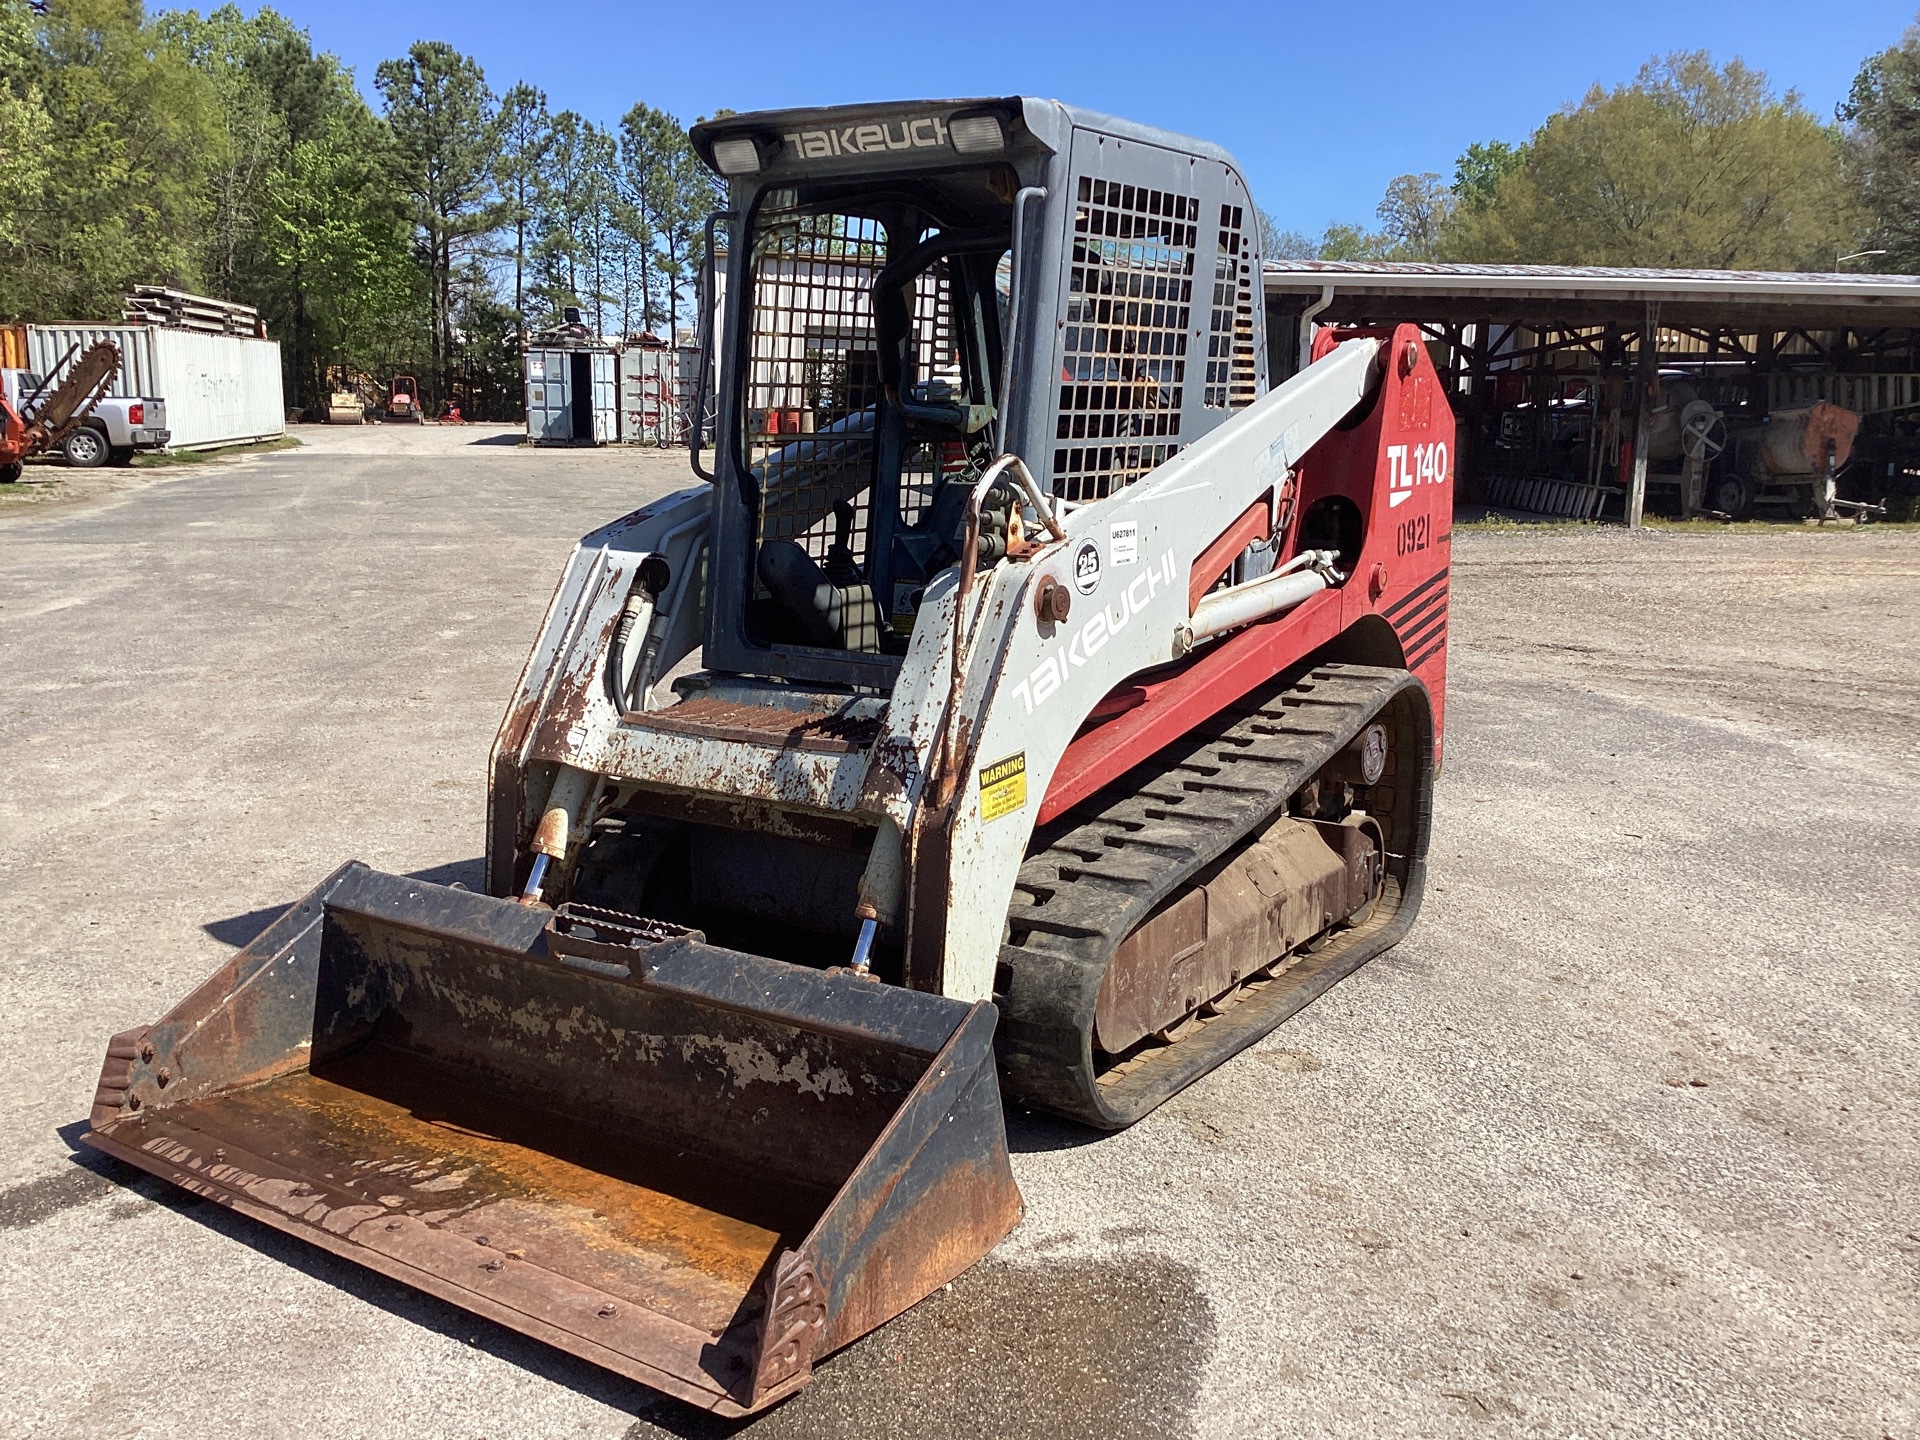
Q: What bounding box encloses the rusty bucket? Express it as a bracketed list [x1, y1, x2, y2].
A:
[83, 864, 1021, 1413]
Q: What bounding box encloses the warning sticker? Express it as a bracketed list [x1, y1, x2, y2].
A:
[979, 752, 1028, 822]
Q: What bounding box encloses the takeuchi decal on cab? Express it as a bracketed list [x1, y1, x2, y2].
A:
[783, 116, 951, 161]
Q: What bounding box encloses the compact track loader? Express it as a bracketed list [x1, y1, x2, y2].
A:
[85, 99, 1451, 1414]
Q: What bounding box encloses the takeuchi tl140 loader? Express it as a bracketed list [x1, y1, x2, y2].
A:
[85, 99, 1452, 1414]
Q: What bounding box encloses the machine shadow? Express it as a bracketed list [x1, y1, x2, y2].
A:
[1002, 1108, 1105, 1154]
[201, 859, 488, 947]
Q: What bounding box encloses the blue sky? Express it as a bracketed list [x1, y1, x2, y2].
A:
[283, 0, 1911, 233]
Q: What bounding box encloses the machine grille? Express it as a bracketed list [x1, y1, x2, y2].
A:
[1206, 204, 1257, 411]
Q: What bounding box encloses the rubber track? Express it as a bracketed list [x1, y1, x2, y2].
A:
[995, 662, 1432, 1129]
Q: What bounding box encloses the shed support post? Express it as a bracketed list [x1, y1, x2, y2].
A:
[1627, 303, 1658, 529]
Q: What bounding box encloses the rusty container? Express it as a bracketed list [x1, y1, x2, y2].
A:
[84, 864, 1021, 1414]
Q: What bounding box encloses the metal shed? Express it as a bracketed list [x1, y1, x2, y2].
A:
[1263, 262, 1920, 522]
[525, 345, 618, 446]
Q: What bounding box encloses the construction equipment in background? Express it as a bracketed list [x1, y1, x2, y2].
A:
[0, 339, 122, 481]
[84, 99, 1452, 1415]
[1629, 375, 1725, 517]
[323, 367, 371, 424]
[1719, 400, 1866, 520]
[384, 374, 423, 424]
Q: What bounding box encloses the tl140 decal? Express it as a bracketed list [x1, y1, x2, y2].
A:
[1387, 441, 1449, 508]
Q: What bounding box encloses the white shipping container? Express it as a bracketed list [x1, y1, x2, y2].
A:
[26, 323, 285, 450]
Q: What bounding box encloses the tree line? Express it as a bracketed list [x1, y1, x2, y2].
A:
[13, 5, 1920, 420]
[0, 0, 719, 417]
[1265, 39, 1920, 276]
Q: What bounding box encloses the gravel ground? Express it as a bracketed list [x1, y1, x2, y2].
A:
[1, 427, 1916, 1440]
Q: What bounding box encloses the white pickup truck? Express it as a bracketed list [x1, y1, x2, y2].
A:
[0, 367, 170, 467]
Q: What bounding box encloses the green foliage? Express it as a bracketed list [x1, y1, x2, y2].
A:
[1452, 140, 1527, 212]
[0, 3, 55, 319]
[262, 111, 421, 395]
[1374, 172, 1454, 258]
[376, 41, 499, 404]
[0, 4, 727, 418]
[1443, 52, 1862, 268]
[619, 102, 717, 341]
[532, 110, 618, 327]
[1843, 23, 1920, 270]
[0, 0, 224, 318]
[1314, 223, 1392, 262]
[493, 83, 551, 337]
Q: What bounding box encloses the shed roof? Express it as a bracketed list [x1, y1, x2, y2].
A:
[1262, 261, 1920, 330]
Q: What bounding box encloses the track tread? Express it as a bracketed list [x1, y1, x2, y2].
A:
[995, 663, 1433, 1128]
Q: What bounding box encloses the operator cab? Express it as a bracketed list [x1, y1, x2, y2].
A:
[692, 99, 1265, 692]
[738, 168, 1016, 658]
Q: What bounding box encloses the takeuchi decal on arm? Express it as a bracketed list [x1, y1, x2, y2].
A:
[1012, 551, 1177, 714]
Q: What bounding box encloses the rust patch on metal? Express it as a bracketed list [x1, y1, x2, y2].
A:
[636, 697, 882, 753]
[90, 1028, 145, 1127]
[109, 1048, 798, 1334]
[752, 1249, 828, 1401]
[1093, 816, 1382, 1055]
[861, 731, 925, 807]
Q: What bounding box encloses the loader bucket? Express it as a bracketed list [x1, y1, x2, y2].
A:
[83, 864, 1022, 1414]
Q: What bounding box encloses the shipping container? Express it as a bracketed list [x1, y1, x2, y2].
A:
[617, 344, 682, 445]
[25, 324, 284, 450]
[524, 347, 617, 445]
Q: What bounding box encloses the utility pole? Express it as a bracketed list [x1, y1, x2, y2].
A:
[1627, 302, 1658, 529]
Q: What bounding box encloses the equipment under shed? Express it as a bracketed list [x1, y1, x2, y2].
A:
[1264, 262, 1920, 522]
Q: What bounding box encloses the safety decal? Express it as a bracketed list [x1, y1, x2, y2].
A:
[1072, 540, 1102, 594]
[979, 751, 1028, 822]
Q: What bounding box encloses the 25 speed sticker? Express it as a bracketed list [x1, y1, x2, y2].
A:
[978, 751, 1027, 822]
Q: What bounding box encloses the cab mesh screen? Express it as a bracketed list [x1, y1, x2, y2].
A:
[1052, 176, 1197, 503]
[744, 213, 957, 577]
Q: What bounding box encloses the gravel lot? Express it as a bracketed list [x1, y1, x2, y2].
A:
[1, 426, 1916, 1440]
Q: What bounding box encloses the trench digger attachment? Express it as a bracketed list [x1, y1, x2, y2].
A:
[2, 340, 122, 476]
[85, 97, 1453, 1415]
